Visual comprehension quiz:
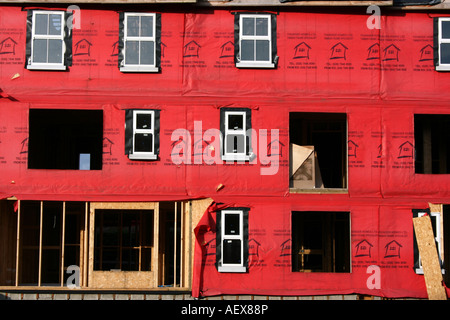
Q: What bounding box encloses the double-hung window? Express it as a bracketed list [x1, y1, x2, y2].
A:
[235, 14, 276, 68]
[120, 13, 160, 72]
[221, 108, 252, 161]
[125, 109, 160, 160]
[435, 17, 450, 71]
[27, 11, 69, 70]
[216, 208, 249, 273]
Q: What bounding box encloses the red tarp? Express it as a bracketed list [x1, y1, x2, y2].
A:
[1, 7, 450, 298]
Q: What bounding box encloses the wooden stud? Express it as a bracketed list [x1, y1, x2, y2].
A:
[60, 202, 66, 286]
[38, 201, 43, 287]
[15, 200, 20, 286]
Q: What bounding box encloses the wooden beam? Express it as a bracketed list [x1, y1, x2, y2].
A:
[413, 215, 447, 300]
[15, 200, 20, 286]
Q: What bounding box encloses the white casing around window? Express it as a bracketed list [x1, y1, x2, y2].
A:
[218, 209, 246, 273]
[129, 109, 157, 160]
[436, 17, 450, 71]
[222, 110, 250, 161]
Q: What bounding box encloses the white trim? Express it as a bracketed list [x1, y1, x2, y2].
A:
[121, 12, 158, 73]
[130, 110, 157, 160]
[27, 11, 66, 71]
[436, 17, 450, 71]
[222, 110, 248, 160]
[237, 14, 273, 69]
[219, 209, 246, 273]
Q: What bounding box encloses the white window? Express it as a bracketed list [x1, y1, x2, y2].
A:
[236, 14, 274, 68]
[28, 11, 66, 70]
[222, 110, 249, 161]
[129, 110, 157, 160]
[414, 211, 445, 274]
[436, 17, 450, 71]
[218, 209, 246, 273]
[121, 13, 158, 72]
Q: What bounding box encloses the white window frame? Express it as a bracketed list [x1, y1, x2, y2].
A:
[236, 14, 274, 69]
[121, 12, 158, 73]
[218, 209, 246, 273]
[222, 110, 249, 161]
[129, 110, 157, 160]
[28, 10, 66, 70]
[415, 211, 445, 274]
[436, 17, 450, 71]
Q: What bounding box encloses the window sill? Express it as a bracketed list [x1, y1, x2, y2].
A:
[289, 188, 348, 194]
[128, 153, 158, 160]
[27, 64, 67, 71]
[120, 66, 159, 73]
[236, 62, 275, 69]
[218, 266, 247, 273]
[221, 154, 250, 162]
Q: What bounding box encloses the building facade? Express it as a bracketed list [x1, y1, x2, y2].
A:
[0, 0, 449, 299]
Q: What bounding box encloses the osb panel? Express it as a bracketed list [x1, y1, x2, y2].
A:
[90, 202, 155, 210]
[90, 271, 155, 289]
[413, 215, 447, 300]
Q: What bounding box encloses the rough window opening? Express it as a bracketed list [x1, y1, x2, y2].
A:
[289, 112, 347, 189]
[28, 109, 103, 170]
[414, 114, 450, 174]
[291, 211, 350, 273]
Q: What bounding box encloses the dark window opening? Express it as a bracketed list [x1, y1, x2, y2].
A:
[28, 109, 103, 170]
[94, 209, 153, 272]
[292, 211, 350, 273]
[289, 113, 347, 189]
[414, 114, 450, 174]
[444, 205, 450, 287]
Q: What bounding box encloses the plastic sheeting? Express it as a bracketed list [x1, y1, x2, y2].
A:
[1, 6, 450, 298]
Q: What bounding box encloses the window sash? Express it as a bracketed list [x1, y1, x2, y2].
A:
[130, 110, 156, 160]
[237, 14, 273, 68]
[122, 13, 157, 72]
[223, 111, 248, 160]
[219, 210, 245, 271]
[437, 17, 450, 71]
[29, 11, 66, 70]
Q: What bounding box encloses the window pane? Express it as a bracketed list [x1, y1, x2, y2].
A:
[140, 41, 155, 65]
[125, 41, 139, 64]
[442, 21, 450, 39]
[127, 16, 139, 37]
[256, 40, 270, 62]
[441, 43, 450, 64]
[242, 17, 255, 36]
[48, 39, 63, 63]
[141, 16, 154, 37]
[135, 133, 153, 152]
[33, 39, 47, 63]
[49, 14, 62, 36]
[224, 214, 240, 236]
[223, 239, 241, 264]
[241, 40, 254, 61]
[102, 248, 120, 270]
[35, 14, 48, 35]
[226, 134, 245, 154]
[256, 17, 268, 36]
[136, 113, 152, 130]
[122, 248, 139, 271]
[228, 114, 244, 130]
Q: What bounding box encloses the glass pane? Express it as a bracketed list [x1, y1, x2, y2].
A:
[228, 114, 244, 130]
[140, 41, 155, 65]
[49, 14, 62, 35]
[102, 248, 120, 270]
[142, 211, 154, 247]
[136, 113, 152, 130]
[241, 40, 254, 61]
[141, 248, 152, 271]
[242, 17, 255, 36]
[256, 17, 268, 36]
[141, 16, 154, 37]
[127, 16, 139, 37]
[223, 239, 241, 264]
[135, 133, 153, 152]
[226, 134, 245, 154]
[441, 43, 450, 64]
[35, 14, 48, 35]
[33, 39, 47, 63]
[48, 39, 63, 63]
[224, 213, 240, 236]
[125, 41, 139, 65]
[122, 249, 139, 271]
[442, 21, 450, 39]
[256, 40, 270, 62]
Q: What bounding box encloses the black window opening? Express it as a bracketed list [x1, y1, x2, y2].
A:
[289, 112, 347, 189]
[28, 109, 103, 170]
[291, 211, 350, 273]
[94, 209, 154, 272]
[414, 114, 450, 174]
